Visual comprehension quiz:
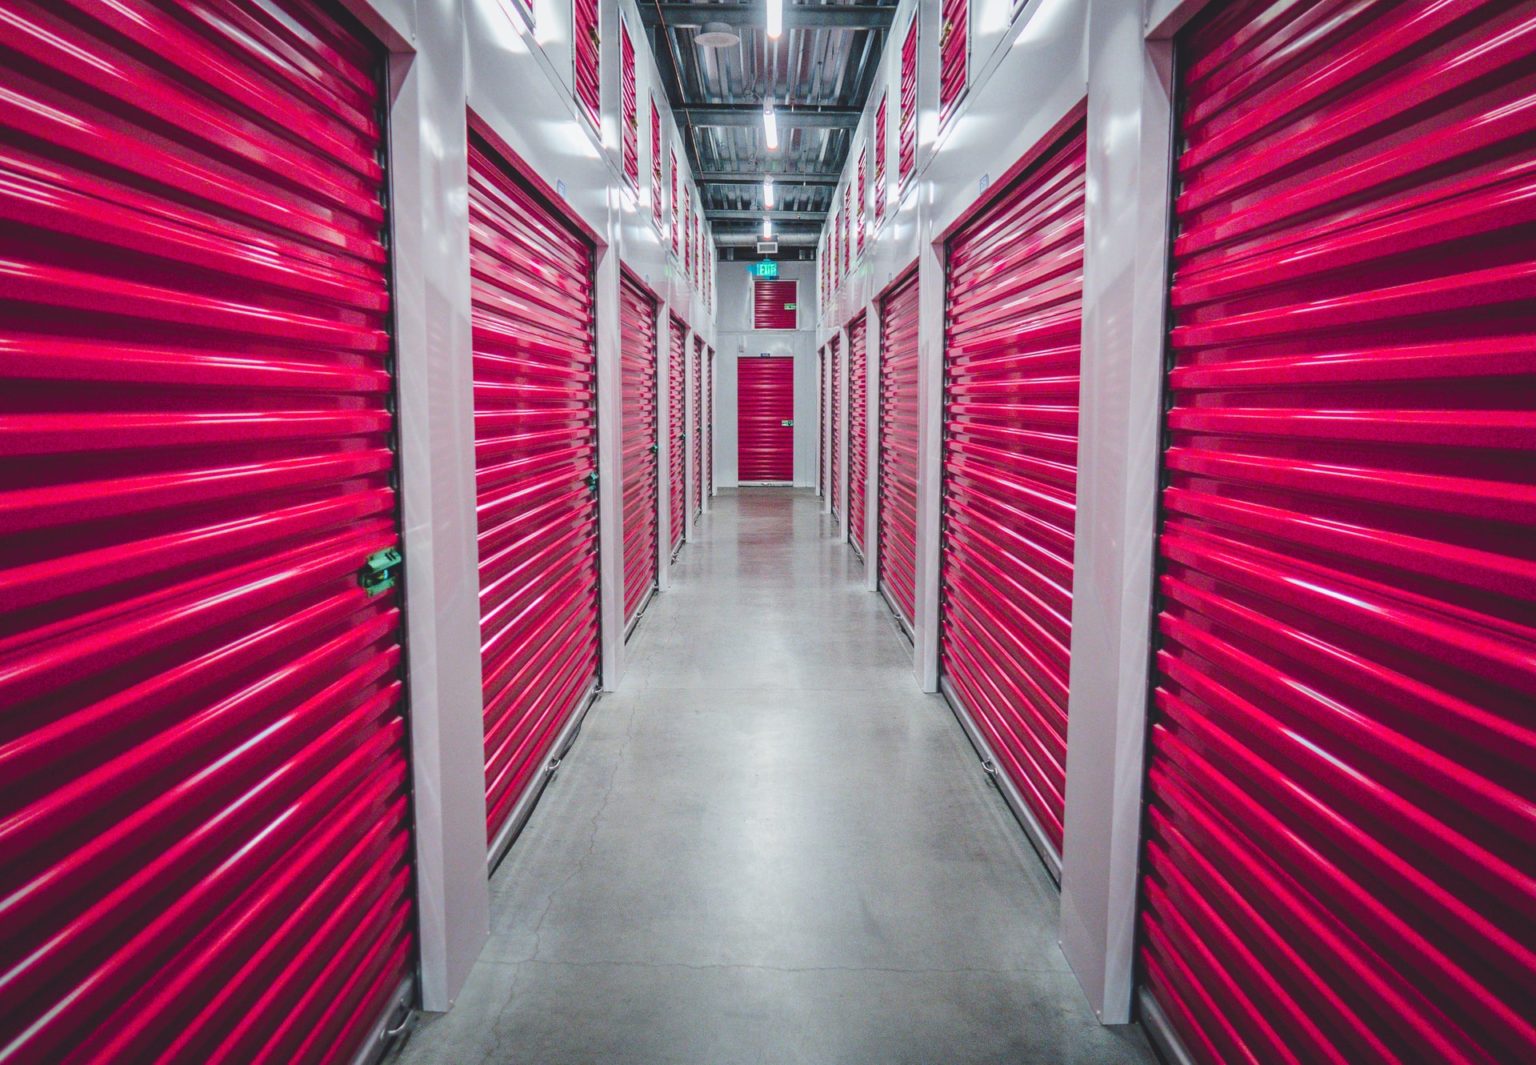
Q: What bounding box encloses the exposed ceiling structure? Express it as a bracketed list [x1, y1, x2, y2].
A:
[641, 1, 896, 247]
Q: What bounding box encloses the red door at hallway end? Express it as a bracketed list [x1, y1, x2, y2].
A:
[737, 355, 795, 484]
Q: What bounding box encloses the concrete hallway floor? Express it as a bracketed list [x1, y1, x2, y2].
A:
[392, 489, 1157, 1065]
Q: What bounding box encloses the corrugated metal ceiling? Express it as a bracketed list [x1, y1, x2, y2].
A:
[642, 1, 895, 245]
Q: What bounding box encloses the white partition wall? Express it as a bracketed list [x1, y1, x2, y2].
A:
[713, 261, 821, 489]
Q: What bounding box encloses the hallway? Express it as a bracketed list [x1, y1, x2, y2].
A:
[393, 490, 1155, 1065]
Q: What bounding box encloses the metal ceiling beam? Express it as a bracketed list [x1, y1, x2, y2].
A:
[715, 232, 820, 246]
[684, 104, 862, 129]
[706, 209, 826, 222]
[709, 222, 823, 235]
[696, 170, 840, 186]
[638, 4, 895, 31]
[710, 217, 822, 229]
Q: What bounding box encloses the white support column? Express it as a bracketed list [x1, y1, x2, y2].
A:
[1059, 0, 1178, 1026]
[863, 300, 883, 590]
[371, 0, 490, 1013]
[594, 242, 625, 689]
[911, 238, 946, 693]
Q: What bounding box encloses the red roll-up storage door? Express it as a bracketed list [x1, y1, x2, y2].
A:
[939, 122, 1085, 858]
[898, 15, 917, 190]
[572, 0, 599, 130]
[848, 314, 869, 558]
[705, 347, 715, 501]
[938, 0, 968, 126]
[0, 1, 414, 1060]
[619, 18, 638, 189]
[847, 182, 860, 267]
[670, 152, 679, 257]
[874, 93, 888, 221]
[692, 337, 703, 519]
[818, 347, 827, 496]
[668, 316, 687, 552]
[879, 269, 920, 627]
[830, 336, 842, 521]
[856, 150, 867, 257]
[620, 273, 658, 628]
[754, 279, 799, 330]
[1140, 4, 1536, 1063]
[737, 356, 795, 483]
[469, 134, 600, 850]
[650, 96, 663, 230]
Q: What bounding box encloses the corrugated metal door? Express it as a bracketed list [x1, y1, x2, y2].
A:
[848, 314, 869, 559]
[754, 279, 798, 330]
[844, 183, 854, 267]
[898, 14, 917, 189]
[705, 347, 715, 501]
[818, 346, 827, 496]
[668, 316, 686, 553]
[938, 124, 1086, 859]
[879, 269, 920, 627]
[619, 17, 637, 189]
[939, 0, 968, 126]
[692, 338, 703, 519]
[0, 1, 414, 1060]
[856, 150, 867, 257]
[620, 274, 658, 629]
[830, 336, 842, 521]
[737, 356, 795, 483]
[1141, 4, 1536, 1063]
[650, 96, 662, 229]
[469, 135, 600, 850]
[835, 205, 847, 282]
[572, 0, 599, 130]
[874, 93, 888, 221]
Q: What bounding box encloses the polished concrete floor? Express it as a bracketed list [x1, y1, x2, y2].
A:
[392, 489, 1156, 1065]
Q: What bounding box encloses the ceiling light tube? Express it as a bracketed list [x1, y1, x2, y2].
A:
[763, 99, 779, 150]
[767, 0, 783, 39]
[763, 177, 775, 208]
[763, 217, 773, 237]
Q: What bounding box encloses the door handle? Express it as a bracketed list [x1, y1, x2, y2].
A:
[359, 547, 402, 597]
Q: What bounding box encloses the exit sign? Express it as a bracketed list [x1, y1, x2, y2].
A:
[748, 260, 779, 278]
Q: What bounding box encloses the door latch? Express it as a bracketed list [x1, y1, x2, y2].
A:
[585, 471, 600, 493]
[359, 547, 402, 597]
[780, 419, 794, 427]
[649, 443, 659, 454]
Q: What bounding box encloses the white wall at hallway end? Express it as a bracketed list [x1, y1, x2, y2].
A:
[713, 259, 820, 488]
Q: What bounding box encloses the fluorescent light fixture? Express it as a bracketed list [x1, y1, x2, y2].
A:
[763, 99, 779, 150]
[767, 0, 783, 38]
[696, 21, 741, 48]
[763, 177, 775, 208]
[763, 217, 773, 237]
